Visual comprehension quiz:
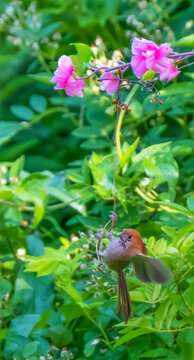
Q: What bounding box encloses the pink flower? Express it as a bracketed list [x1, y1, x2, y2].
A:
[159, 62, 181, 81]
[51, 55, 86, 97]
[131, 37, 180, 81]
[100, 72, 120, 94]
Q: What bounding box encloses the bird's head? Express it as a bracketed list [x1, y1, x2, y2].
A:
[118, 229, 146, 255]
[119, 228, 142, 243]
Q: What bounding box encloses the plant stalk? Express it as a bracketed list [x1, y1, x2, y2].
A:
[115, 84, 139, 160]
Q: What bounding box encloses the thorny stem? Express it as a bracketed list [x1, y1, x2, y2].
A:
[80, 63, 131, 80]
[178, 61, 194, 70]
[169, 51, 194, 59]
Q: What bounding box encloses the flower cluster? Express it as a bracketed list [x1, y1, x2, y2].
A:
[131, 38, 180, 81]
[52, 37, 193, 97]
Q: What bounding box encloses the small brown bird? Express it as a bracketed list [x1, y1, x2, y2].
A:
[101, 229, 172, 323]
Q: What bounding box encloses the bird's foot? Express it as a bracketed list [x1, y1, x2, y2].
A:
[109, 211, 118, 231]
[109, 211, 118, 222]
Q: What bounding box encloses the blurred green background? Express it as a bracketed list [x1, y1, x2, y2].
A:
[0, 1, 194, 359]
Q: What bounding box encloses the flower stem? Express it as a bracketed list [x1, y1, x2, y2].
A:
[115, 84, 139, 160]
[34, 49, 51, 73]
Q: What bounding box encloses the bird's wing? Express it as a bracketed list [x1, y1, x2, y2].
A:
[133, 254, 172, 284]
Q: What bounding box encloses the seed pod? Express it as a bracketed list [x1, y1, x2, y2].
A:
[102, 270, 106, 274]
[126, 106, 132, 112]
[159, 100, 163, 105]
[112, 99, 118, 104]
[95, 233, 102, 240]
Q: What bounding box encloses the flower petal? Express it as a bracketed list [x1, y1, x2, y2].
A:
[65, 77, 77, 96]
[131, 55, 147, 78]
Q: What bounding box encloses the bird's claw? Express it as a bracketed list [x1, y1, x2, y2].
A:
[109, 211, 118, 222]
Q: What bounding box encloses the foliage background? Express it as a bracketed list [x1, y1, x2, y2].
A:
[0, 0, 194, 359]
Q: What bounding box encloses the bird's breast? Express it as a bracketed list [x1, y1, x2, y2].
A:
[104, 239, 132, 271]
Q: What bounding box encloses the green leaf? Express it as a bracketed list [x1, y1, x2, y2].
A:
[187, 198, 194, 211]
[184, 72, 194, 80]
[0, 121, 22, 146]
[162, 225, 177, 239]
[31, 311, 50, 332]
[140, 348, 181, 359]
[145, 283, 162, 302]
[166, 304, 179, 329]
[25, 257, 59, 277]
[154, 300, 171, 330]
[9, 155, 25, 178]
[70, 43, 93, 76]
[40, 21, 62, 37]
[29, 95, 47, 113]
[4, 208, 22, 226]
[81, 138, 109, 149]
[177, 329, 194, 360]
[44, 186, 86, 215]
[10, 105, 34, 121]
[46, 324, 73, 347]
[154, 238, 167, 255]
[171, 34, 194, 47]
[183, 283, 194, 311]
[72, 126, 102, 139]
[141, 69, 156, 80]
[23, 341, 39, 358]
[71, 43, 93, 64]
[0, 279, 12, 298]
[159, 82, 194, 97]
[64, 284, 83, 303]
[121, 137, 139, 170]
[114, 328, 155, 347]
[28, 73, 53, 84]
[130, 291, 148, 302]
[118, 317, 152, 330]
[84, 339, 98, 357]
[9, 314, 41, 337]
[60, 303, 84, 322]
[147, 236, 156, 250]
[133, 142, 171, 163]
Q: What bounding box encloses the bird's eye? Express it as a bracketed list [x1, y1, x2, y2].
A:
[127, 235, 132, 240]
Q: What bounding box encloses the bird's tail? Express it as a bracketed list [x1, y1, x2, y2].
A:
[117, 270, 132, 323]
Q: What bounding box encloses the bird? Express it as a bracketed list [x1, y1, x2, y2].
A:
[99, 228, 172, 323]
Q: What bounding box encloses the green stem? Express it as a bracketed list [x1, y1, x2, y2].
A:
[177, 283, 193, 315]
[82, 308, 112, 349]
[116, 84, 139, 160]
[35, 50, 51, 73]
[6, 236, 19, 266]
[0, 199, 33, 211]
[25, 107, 77, 129]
